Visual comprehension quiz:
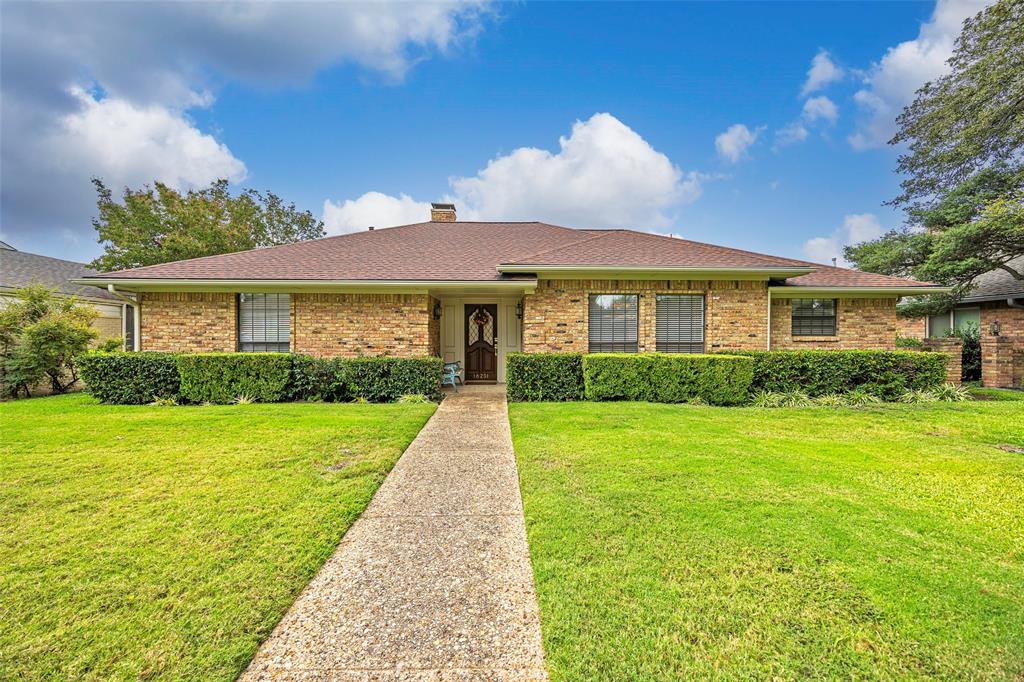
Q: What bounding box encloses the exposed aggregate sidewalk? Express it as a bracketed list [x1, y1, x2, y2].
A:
[240, 385, 548, 681]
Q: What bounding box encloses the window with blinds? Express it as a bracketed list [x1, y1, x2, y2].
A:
[238, 293, 290, 352]
[588, 294, 638, 353]
[656, 295, 704, 353]
[791, 298, 837, 336]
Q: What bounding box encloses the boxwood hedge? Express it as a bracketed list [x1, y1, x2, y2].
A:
[583, 353, 754, 405]
[726, 349, 947, 400]
[291, 355, 443, 402]
[506, 353, 584, 402]
[177, 353, 293, 404]
[78, 352, 181, 404]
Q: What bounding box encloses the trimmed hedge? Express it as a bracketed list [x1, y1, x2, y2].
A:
[177, 353, 293, 404]
[506, 353, 584, 402]
[291, 355, 443, 402]
[726, 350, 947, 400]
[78, 352, 181, 404]
[583, 353, 754, 405]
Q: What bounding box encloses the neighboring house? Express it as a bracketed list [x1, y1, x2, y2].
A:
[76, 204, 943, 383]
[1, 241, 135, 349]
[896, 256, 1024, 345]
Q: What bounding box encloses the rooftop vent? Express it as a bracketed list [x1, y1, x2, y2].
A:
[430, 202, 456, 222]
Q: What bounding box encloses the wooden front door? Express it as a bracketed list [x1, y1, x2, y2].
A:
[465, 304, 498, 382]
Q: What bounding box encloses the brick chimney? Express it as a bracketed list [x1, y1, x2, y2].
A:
[430, 202, 456, 222]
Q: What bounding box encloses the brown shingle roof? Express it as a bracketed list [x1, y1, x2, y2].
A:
[82, 220, 937, 290]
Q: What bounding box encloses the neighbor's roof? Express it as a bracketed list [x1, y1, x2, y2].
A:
[0, 247, 122, 301]
[961, 256, 1024, 302]
[79, 220, 938, 290]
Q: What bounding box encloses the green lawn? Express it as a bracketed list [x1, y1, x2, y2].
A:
[0, 393, 434, 681]
[511, 401, 1024, 681]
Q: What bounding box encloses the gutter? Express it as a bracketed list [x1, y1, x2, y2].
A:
[497, 264, 817, 278]
[769, 285, 952, 298]
[71, 278, 539, 293]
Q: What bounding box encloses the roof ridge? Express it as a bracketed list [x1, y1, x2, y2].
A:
[503, 230, 620, 264]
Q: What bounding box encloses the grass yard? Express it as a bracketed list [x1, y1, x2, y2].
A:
[511, 400, 1024, 681]
[0, 393, 434, 681]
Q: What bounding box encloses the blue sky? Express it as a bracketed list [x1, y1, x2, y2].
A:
[0, 1, 989, 264]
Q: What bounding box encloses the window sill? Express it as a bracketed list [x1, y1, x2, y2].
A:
[791, 336, 839, 342]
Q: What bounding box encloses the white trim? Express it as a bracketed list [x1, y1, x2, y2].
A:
[766, 287, 772, 350]
[497, 264, 815, 279]
[73, 278, 537, 294]
[769, 285, 951, 298]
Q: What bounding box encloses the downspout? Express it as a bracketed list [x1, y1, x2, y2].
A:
[106, 285, 140, 351]
[766, 288, 772, 350]
[1008, 297, 1024, 310]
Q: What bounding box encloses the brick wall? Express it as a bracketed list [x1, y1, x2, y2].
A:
[980, 302, 1024, 388]
[922, 337, 963, 384]
[522, 279, 768, 353]
[770, 297, 897, 350]
[895, 314, 927, 339]
[140, 292, 236, 352]
[292, 293, 432, 357]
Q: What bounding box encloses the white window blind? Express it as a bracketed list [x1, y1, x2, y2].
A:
[656, 295, 704, 353]
[238, 293, 290, 352]
[588, 294, 638, 353]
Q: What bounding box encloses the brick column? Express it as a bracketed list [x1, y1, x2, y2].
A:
[981, 336, 1016, 388]
[922, 337, 962, 385]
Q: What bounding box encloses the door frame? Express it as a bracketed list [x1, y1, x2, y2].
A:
[464, 303, 498, 382]
[438, 295, 522, 383]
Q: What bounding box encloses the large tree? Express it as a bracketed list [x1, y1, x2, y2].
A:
[91, 179, 325, 272]
[847, 0, 1024, 311]
[890, 0, 1024, 210]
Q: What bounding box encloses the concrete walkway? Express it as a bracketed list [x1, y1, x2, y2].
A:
[240, 385, 548, 682]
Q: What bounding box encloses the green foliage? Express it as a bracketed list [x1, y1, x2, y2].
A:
[929, 382, 973, 402]
[729, 350, 947, 401]
[891, 0, 1024, 208]
[895, 334, 925, 349]
[506, 353, 584, 402]
[899, 389, 940, 404]
[177, 353, 293, 404]
[0, 285, 97, 397]
[96, 337, 124, 353]
[583, 354, 754, 405]
[90, 178, 325, 272]
[290, 356, 443, 403]
[397, 394, 434, 404]
[845, 167, 1024, 316]
[78, 352, 181, 404]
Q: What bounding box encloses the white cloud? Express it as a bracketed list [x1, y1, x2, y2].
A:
[803, 213, 885, 266]
[715, 124, 763, 163]
[47, 87, 246, 190]
[772, 122, 809, 150]
[849, 0, 989, 150]
[324, 113, 703, 230]
[802, 96, 839, 124]
[801, 49, 845, 96]
[0, 1, 492, 257]
[323, 192, 432, 235]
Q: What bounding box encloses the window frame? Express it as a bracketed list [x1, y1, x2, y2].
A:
[791, 298, 838, 337]
[655, 294, 705, 353]
[588, 294, 639, 353]
[236, 293, 291, 353]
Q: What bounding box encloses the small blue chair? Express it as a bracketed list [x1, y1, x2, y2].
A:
[442, 361, 464, 392]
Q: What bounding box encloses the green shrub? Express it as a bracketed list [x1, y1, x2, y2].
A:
[583, 354, 754, 405]
[290, 355, 442, 402]
[895, 335, 924, 350]
[506, 353, 584, 402]
[724, 350, 946, 400]
[177, 353, 292, 404]
[929, 382, 972, 402]
[78, 352, 181, 404]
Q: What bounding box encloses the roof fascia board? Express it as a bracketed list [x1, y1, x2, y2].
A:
[961, 293, 1024, 304]
[770, 285, 951, 298]
[71, 278, 537, 294]
[497, 265, 816, 280]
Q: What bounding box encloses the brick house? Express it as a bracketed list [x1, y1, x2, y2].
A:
[1, 241, 132, 349]
[897, 256, 1024, 388]
[77, 204, 945, 383]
